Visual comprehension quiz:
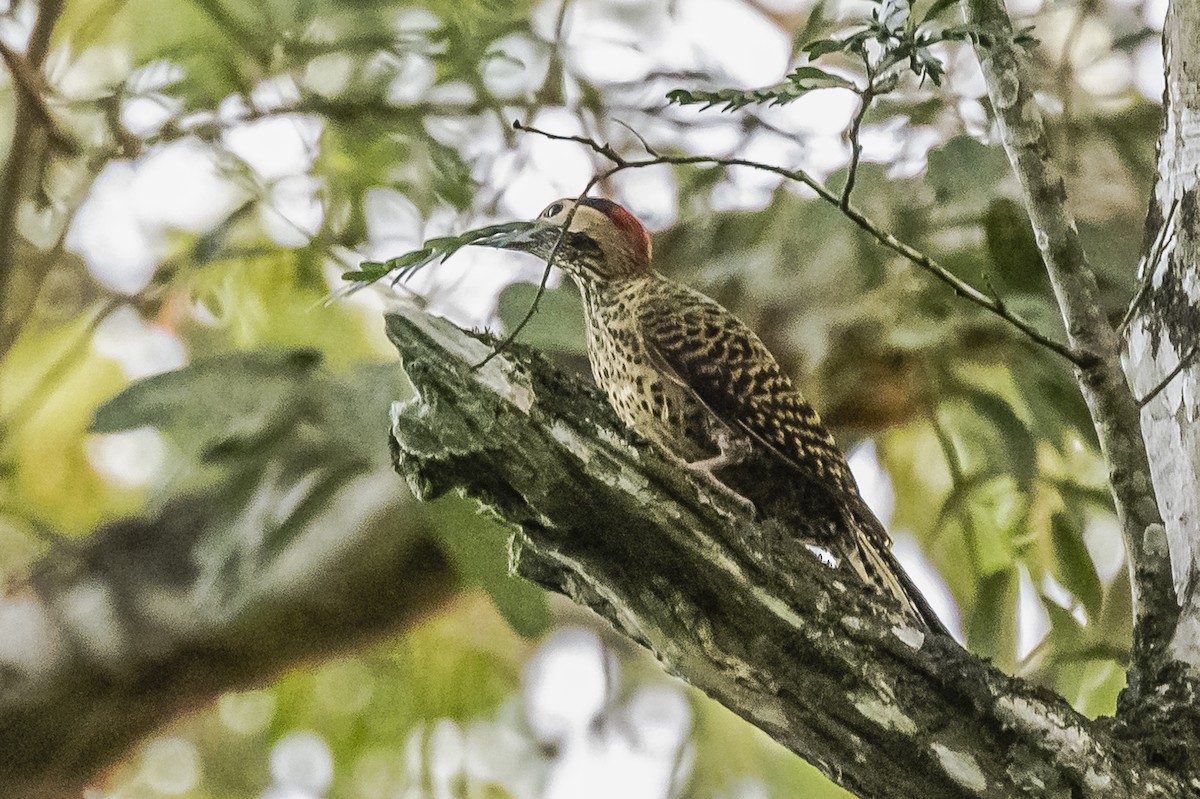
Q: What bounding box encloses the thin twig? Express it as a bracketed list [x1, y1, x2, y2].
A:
[1137, 341, 1200, 408]
[514, 120, 1082, 365]
[614, 118, 661, 158]
[842, 61, 875, 210]
[1119, 198, 1179, 337]
[474, 195, 591, 369]
[0, 0, 66, 359]
[475, 260, 554, 369]
[514, 119, 628, 165]
[0, 41, 77, 154]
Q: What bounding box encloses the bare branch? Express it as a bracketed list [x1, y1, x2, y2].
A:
[0, 0, 66, 357]
[514, 120, 1081, 365]
[960, 0, 1174, 690]
[842, 60, 875, 210]
[513, 118, 628, 165]
[1137, 341, 1200, 408]
[0, 41, 78, 155]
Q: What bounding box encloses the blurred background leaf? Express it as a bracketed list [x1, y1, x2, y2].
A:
[0, 0, 1169, 794]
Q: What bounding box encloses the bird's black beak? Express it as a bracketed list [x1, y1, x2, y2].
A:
[471, 221, 556, 259]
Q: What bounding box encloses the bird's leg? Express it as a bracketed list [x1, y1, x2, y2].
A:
[682, 431, 757, 514]
[687, 429, 754, 473]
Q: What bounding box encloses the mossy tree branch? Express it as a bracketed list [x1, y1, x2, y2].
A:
[386, 308, 1192, 799]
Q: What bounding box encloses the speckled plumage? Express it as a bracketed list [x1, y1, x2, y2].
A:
[502, 198, 942, 632]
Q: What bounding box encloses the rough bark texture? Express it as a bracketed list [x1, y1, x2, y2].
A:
[961, 0, 1176, 703]
[1126, 0, 1200, 670]
[0, 473, 455, 799]
[387, 309, 1193, 799]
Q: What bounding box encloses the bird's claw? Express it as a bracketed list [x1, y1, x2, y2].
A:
[683, 460, 758, 515]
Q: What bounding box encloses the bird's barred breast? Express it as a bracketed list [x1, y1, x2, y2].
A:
[582, 283, 715, 459]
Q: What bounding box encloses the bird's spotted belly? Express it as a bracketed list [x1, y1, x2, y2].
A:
[600, 359, 715, 460]
[583, 285, 717, 460]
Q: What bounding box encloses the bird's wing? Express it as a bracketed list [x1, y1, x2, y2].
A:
[637, 285, 948, 634]
[635, 283, 856, 497]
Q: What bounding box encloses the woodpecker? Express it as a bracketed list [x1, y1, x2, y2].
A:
[488, 197, 943, 633]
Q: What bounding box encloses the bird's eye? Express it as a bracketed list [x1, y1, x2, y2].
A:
[544, 202, 564, 218]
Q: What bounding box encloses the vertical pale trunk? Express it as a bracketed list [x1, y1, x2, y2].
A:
[1125, 0, 1200, 666]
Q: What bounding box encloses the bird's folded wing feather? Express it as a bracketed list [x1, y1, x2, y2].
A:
[636, 288, 854, 497]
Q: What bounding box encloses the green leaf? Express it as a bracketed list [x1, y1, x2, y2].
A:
[1013, 26, 1040, 49]
[496, 282, 586, 354]
[983, 197, 1046, 293]
[347, 248, 438, 283]
[958, 385, 1038, 491]
[967, 567, 1019, 668]
[1050, 512, 1104, 620]
[1015, 355, 1098, 450]
[91, 349, 325, 460]
[792, 0, 830, 57]
[802, 37, 845, 59]
[91, 351, 417, 605]
[964, 477, 1022, 576]
[428, 497, 551, 638]
[786, 65, 856, 90]
[665, 88, 695, 106]
[91, 350, 413, 489]
[926, 136, 1011, 210]
[668, 68, 855, 113]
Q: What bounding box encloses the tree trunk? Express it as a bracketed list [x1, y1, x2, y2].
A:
[1125, 0, 1200, 669]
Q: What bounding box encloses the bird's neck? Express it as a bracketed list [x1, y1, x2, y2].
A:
[572, 273, 654, 352]
[574, 273, 651, 316]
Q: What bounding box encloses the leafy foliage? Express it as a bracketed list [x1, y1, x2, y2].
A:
[0, 0, 1170, 794]
[92, 349, 551, 632]
[668, 0, 1038, 113]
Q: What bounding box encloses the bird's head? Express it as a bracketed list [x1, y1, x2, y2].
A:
[487, 198, 652, 283]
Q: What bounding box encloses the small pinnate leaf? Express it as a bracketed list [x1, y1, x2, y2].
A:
[348, 248, 438, 284]
[343, 221, 536, 285]
[666, 68, 854, 113]
[802, 37, 846, 59]
[786, 65, 856, 89]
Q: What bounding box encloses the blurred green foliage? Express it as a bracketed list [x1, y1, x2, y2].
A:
[0, 0, 1169, 795]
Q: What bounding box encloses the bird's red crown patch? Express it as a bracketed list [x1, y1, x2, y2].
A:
[581, 197, 651, 259]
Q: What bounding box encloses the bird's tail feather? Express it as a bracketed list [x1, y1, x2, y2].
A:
[842, 504, 951, 638]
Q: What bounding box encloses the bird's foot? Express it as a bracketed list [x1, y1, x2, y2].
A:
[687, 431, 754, 473]
[683, 459, 757, 516]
